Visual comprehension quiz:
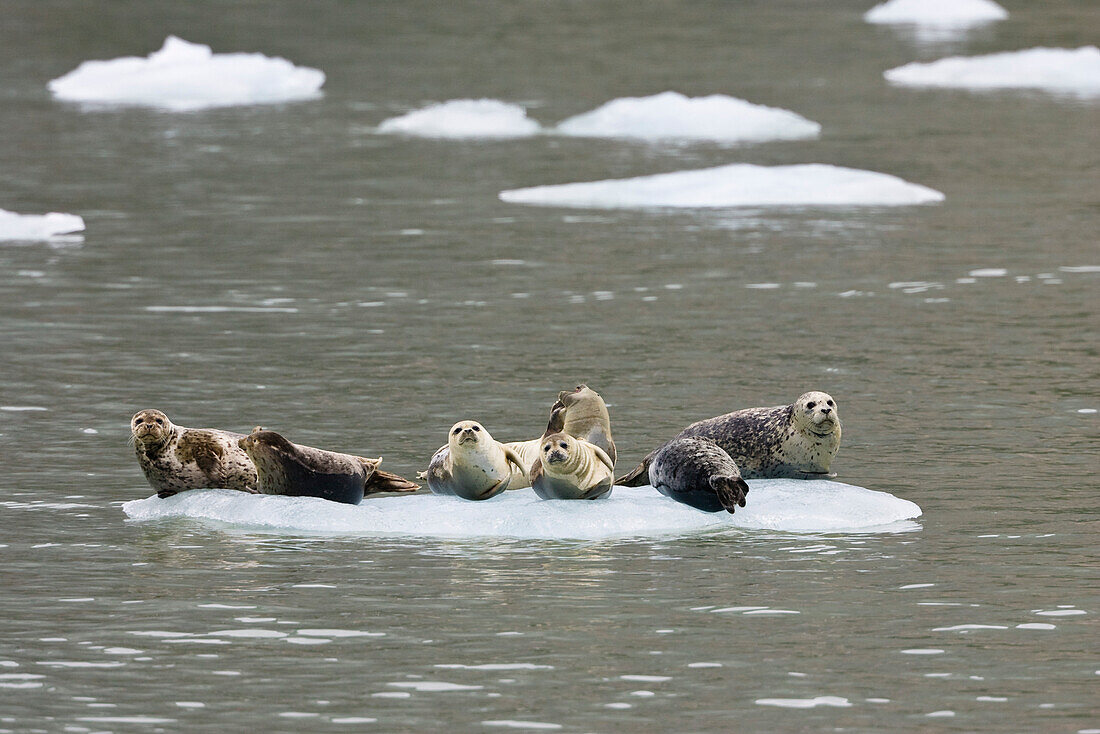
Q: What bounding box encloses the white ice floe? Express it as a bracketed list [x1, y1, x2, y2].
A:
[500, 163, 944, 210]
[377, 99, 541, 139]
[48, 36, 325, 111]
[0, 209, 84, 242]
[885, 47, 1100, 98]
[122, 480, 921, 540]
[865, 0, 1006, 27]
[555, 91, 821, 144]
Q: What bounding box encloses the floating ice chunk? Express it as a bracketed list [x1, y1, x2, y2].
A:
[501, 164, 944, 210]
[755, 696, 852, 708]
[865, 0, 1006, 27]
[0, 209, 84, 242]
[885, 47, 1100, 98]
[48, 36, 325, 111]
[377, 99, 541, 139]
[556, 91, 820, 144]
[122, 479, 921, 539]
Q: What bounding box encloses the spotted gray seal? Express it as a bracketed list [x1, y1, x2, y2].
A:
[529, 432, 615, 500]
[425, 421, 528, 501]
[238, 430, 419, 505]
[648, 437, 749, 514]
[619, 391, 842, 485]
[505, 384, 616, 489]
[130, 409, 257, 498]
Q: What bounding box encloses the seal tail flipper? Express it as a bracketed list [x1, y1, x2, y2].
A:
[363, 468, 421, 495]
[711, 476, 750, 514]
[615, 453, 654, 487]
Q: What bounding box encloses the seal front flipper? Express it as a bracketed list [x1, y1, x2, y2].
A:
[579, 477, 613, 500]
[502, 445, 528, 477]
[711, 476, 750, 514]
[616, 451, 655, 487]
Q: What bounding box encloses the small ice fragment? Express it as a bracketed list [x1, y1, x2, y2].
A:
[378, 99, 540, 140]
[0, 209, 85, 242]
[886, 47, 1100, 99]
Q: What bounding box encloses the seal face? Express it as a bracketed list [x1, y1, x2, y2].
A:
[529, 432, 615, 500]
[648, 437, 749, 514]
[504, 384, 616, 490]
[618, 391, 842, 486]
[130, 409, 257, 498]
[238, 430, 419, 505]
[425, 421, 527, 501]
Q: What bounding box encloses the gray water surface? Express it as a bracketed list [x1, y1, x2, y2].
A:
[2, 1, 1098, 732]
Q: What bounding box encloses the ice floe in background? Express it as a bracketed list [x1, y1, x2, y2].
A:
[500, 164, 944, 210]
[555, 91, 821, 144]
[885, 47, 1100, 98]
[0, 208, 85, 242]
[376, 99, 541, 139]
[865, 0, 1006, 41]
[48, 36, 325, 111]
[122, 480, 922, 540]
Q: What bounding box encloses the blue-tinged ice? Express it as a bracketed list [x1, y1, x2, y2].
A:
[48, 36, 324, 111]
[122, 480, 922, 539]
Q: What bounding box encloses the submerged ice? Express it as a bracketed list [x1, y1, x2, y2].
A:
[0, 208, 84, 241]
[48, 36, 325, 111]
[885, 47, 1100, 98]
[122, 480, 922, 539]
[377, 99, 541, 139]
[555, 91, 821, 144]
[499, 163, 944, 210]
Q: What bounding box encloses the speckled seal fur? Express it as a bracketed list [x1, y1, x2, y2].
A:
[529, 432, 616, 500]
[619, 391, 842, 486]
[425, 421, 527, 501]
[504, 385, 616, 490]
[648, 436, 749, 514]
[238, 430, 419, 505]
[130, 409, 258, 498]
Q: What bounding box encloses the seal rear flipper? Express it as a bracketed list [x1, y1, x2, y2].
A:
[615, 454, 653, 487]
[363, 468, 420, 495]
[711, 476, 750, 514]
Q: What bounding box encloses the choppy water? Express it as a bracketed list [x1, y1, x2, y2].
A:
[1, 1, 1097, 732]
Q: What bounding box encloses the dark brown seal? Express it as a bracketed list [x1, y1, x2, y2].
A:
[238, 430, 419, 505]
[130, 409, 257, 498]
[619, 391, 842, 485]
[648, 437, 749, 514]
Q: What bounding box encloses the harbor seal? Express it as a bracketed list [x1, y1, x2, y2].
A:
[130, 409, 257, 498]
[529, 432, 615, 500]
[238, 430, 419, 505]
[504, 384, 616, 489]
[618, 391, 842, 485]
[425, 421, 528, 501]
[648, 437, 749, 514]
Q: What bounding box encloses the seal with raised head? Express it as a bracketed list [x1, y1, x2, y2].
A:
[618, 391, 842, 485]
[130, 409, 257, 498]
[529, 432, 615, 500]
[425, 421, 528, 501]
[238, 430, 419, 505]
[504, 384, 616, 490]
[648, 436, 749, 514]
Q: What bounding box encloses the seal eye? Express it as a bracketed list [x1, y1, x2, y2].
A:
[806, 402, 816, 410]
[453, 428, 462, 435]
[155, 418, 164, 424]
[827, 400, 834, 407]
[559, 442, 568, 449]
[472, 425, 480, 432]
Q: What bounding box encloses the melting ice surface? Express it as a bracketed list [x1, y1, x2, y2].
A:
[0, 209, 84, 241]
[48, 36, 325, 111]
[555, 92, 821, 144]
[885, 47, 1100, 98]
[500, 164, 944, 210]
[122, 480, 922, 540]
[865, 0, 1007, 27]
[377, 100, 541, 139]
